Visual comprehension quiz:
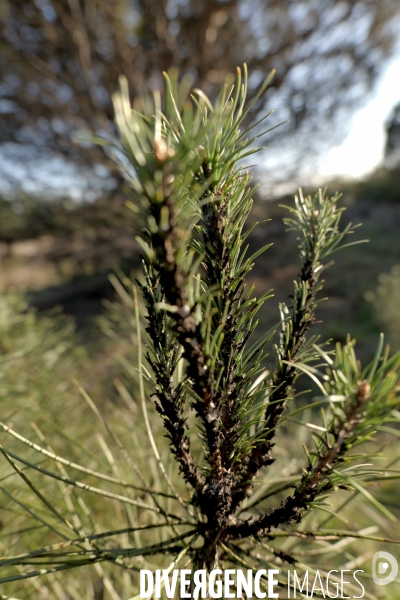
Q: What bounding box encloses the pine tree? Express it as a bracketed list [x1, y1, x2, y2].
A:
[1, 66, 399, 599]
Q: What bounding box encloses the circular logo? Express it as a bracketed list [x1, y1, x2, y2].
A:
[372, 551, 398, 586]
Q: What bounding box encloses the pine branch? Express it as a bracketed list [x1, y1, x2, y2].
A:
[139, 263, 203, 490]
[232, 241, 318, 506]
[192, 159, 258, 525]
[138, 161, 231, 528]
[232, 190, 359, 505]
[150, 192, 222, 464]
[228, 380, 372, 538]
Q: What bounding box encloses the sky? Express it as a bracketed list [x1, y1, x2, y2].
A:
[0, 143, 117, 203]
[318, 56, 400, 179]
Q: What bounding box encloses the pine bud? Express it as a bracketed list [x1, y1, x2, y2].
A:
[356, 380, 371, 402]
[153, 138, 168, 162]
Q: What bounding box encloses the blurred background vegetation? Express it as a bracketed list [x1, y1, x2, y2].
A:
[1, 1, 400, 596]
[0, 0, 400, 355]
